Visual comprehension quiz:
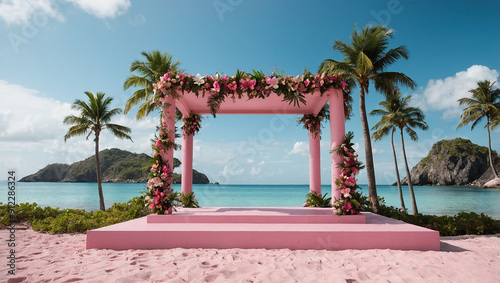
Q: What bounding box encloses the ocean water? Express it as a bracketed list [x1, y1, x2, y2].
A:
[1, 182, 499, 219]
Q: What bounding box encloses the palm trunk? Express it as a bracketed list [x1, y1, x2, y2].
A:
[95, 134, 105, 211]
[400, 128, 418, 215]
[487, 118, 498, 178]
[359, 87, 379, 212]
[391, 129, 405, 212]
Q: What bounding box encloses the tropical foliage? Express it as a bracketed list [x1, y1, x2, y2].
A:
[332, 132, 365, 215]
[181, 113, 203, 136]
[63, 92, 132, 211]
[179, 192, 200, 208]
[305, 192, 332, 208]
[319, 25, 416, 212]
[458, 80, 500, 179]
[371, 91, 428, 215]
[153, 69, 348, 116]
[123, 50, 181, 119]
[297, 104, 329, 139]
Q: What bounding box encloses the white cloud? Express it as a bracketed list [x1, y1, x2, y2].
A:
[0, 80, 157, 177]
[287, 141, 308, 157]
[221, 165, 245, 177]
[412, 65, 499, 119]
[250, 166, 261, 176]
[0, 0, 131, 25]
[0, 80, 74, 141]
[0, 0, 64, 25]
[66, 0, 130, 18]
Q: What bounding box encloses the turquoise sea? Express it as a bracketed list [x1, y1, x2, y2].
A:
[1, 182, 499, 219]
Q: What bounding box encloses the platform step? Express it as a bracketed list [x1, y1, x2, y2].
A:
[86, 209, 440, 251]
[147, 207, 365, 224]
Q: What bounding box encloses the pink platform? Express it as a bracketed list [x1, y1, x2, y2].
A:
[86, 207, 440, 251]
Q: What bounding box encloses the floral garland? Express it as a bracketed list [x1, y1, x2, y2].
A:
[332, 132, 365, 215]
[297, 104, 329, 139]
[153, 69, 348, 116]
[181, 113, 202, 136]
[144, 126, 178, 214]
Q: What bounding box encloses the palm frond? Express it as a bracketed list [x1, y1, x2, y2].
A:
[105, 123, 133, 141]
[373, 45, 409, 71]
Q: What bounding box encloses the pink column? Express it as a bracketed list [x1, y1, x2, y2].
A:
[161, 95, 176, 172]
[330, 90, 345, 201]
[309, 131, 321, 195]
[181, 130, 193, 194]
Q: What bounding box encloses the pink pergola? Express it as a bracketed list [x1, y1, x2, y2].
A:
[161, 88, 345, 201]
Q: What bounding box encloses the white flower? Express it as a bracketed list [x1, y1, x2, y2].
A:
[194, 73, 205, 86]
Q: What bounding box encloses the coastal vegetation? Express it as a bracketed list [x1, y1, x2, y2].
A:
[371, 91, 428, 215]
[319, 25, 416, 213]
[0, 197, 148, 234]
[63, 92, 132, 211]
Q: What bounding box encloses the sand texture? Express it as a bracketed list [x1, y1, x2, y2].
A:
[1, 229, 499, 283]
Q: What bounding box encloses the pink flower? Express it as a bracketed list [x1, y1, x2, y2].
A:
[162, 165, 169, 174]
[228, 81, 237, 91]
[212, 81, 220, 92]
[344, 201, 352, 211]
[265, 76, 280, 89]
[351, 167, 357, 174]
[247, 80, 257, 90]
[156, 139, 162, 147]
[304, 79, 310, 87]
[341, 81, 348, 90]
[345, 176, 356, 187]
[341, 188, 351, 198]
[152, 177, 163, 187]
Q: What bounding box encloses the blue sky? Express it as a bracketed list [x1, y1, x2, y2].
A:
[0, 0, 499, 185]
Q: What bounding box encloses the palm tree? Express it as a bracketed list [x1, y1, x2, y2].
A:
[370, 92, 406, 213]
[458, 80, 500, 179]
[64, 92, 132, 211]
[123, 50, 181, 119]
[371, 91, 428, 215]
[319, 25, 416, 212]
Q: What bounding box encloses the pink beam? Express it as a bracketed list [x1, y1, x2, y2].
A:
[181, 130, 193, 194]
[161, 95, 176, 172]
[330, 90, 345, 201]
[309, 132, 321, 195]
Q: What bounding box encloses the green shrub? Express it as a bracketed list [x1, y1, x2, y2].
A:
[305, 192, 332, 207]
[365, 199, 500, 236]
[0, 196, 151, 234]
[179, 192, 200, 208]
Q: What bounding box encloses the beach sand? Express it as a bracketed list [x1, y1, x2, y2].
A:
[1, 229, 499, 283]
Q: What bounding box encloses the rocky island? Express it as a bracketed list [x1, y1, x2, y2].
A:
[20, 148, 210, 184]
[401, 138, 499, 187]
